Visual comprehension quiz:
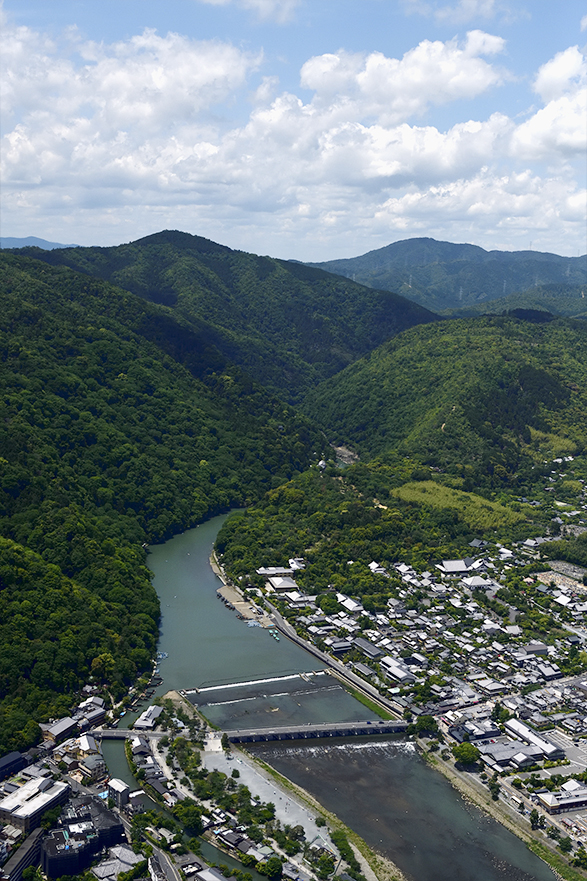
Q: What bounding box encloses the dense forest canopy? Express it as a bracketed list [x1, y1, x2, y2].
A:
[0, 251, 327, 752]
[2, 233, 587, 757]
[304, 316, 587, 487]
[14, 230, 436, 403]
[448, 284, 587, 320]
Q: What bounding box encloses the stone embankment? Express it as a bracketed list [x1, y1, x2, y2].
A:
[210, 552, 274, 626]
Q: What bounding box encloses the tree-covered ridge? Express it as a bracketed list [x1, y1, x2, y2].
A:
[308, 237, 587, 313]
[14, 230, 437, 402]
[447, 283, 587, 320]
[0, 537, 157, 754]
[305, 316, 587, 489]
[0, 252, 327, 752]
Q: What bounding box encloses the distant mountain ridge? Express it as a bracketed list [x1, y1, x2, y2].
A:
[307, 237, 587, 314]
[0, 235, 79, 250]
[18, 229, 437, 403]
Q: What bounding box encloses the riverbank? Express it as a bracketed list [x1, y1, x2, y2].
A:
[131, 689, 402, 881]
[210, 551, 274, 626]
[145, 518, 563, 881]
[240, 749, 408, 881]
[421, 746, 585, 881]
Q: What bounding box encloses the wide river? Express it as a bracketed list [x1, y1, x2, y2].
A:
[127, 514, 557, 881]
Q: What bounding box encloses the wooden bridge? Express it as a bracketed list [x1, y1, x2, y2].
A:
[93, 719, 407, 742]
[225, 719, 407, 743]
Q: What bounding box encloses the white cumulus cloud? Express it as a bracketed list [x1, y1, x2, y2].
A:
[0, 14, 585, 258]
[533, 45, 586, 102]
[300, 31, 506, 124]
[511, 46, 587, 160]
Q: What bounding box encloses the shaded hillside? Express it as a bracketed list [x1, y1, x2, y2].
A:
[308, 238, 587, 313]
[447, 283, 587, 319]
[14, 230, 437, 402]
[0, 252, 327, 752]
[305, 316, 587, 488]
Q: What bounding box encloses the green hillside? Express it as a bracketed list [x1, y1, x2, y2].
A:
[0, 251, 327, 752]
[4, 235, 587, 759]
[308, 237, 587, 313]
[216, 315, 587, 617]
[16, 230, 436, 402]
[447, 283, 587, 319]
[305, 316, 587, 488]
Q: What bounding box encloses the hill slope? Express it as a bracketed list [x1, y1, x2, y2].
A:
[305, 315, 587, 488]
[0, 251, 327, 752]
[308, 238, 587, 313]
[448, 283, 587, 320]
[13, 230, 437, 402]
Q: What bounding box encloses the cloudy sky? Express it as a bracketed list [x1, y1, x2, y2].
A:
[1, 0, 585, 259]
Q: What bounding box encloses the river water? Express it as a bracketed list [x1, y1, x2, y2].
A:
[105, 514, 556, 881]
[249, 739, 555, 881]
[147, 515, 377, 726]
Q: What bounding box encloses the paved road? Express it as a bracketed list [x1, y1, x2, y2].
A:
[547, 728, 587, 770]
[93, 727, 168, 739]
[157, 846, 182, 881]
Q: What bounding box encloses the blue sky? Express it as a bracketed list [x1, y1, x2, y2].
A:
[1, 0, 585, 259]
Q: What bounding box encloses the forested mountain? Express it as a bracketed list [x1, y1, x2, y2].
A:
[308, 238, 587, 313]
[0, 251, 327, 752]
[14, 230, 436, 402]
[449, 283, 587, 320]
[305, 315, 587, 487]
[217, 316, 587, 620]
[4, 231, 587, 759]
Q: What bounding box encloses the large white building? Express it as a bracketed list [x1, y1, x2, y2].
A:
[505, 718, 565, 760]
[0, 777, 69, 832]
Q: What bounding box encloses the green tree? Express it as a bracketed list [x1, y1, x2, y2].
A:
[315, 854, 334, 880]
[451, 742, 480, 766]
[172, 799, 203, 836]
[258, 857, 283, 880]
[415, 715, 439, 736]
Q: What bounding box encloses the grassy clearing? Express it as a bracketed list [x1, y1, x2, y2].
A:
[391, 481, 526, 530]
[342, 686, 396, 720]
[528, 841, 587, 881]
[529, 428, 578, 459]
